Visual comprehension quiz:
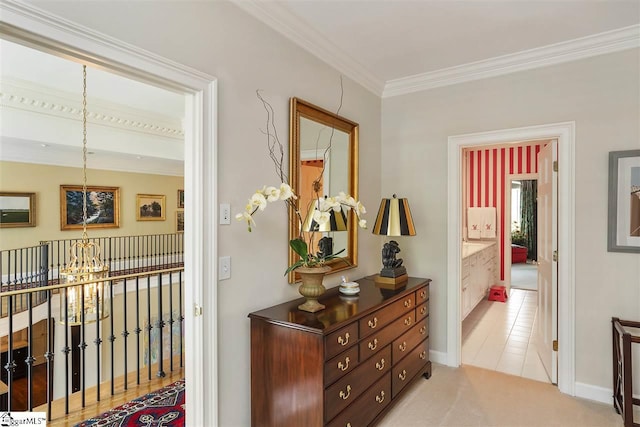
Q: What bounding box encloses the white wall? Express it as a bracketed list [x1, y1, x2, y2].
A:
[26, 2, 382, 426]
[382, 49, 640, 391]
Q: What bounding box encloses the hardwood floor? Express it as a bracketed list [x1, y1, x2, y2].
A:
[3, 364, 49, 411]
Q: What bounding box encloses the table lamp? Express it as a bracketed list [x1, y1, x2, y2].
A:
[372, 194, 416, 288]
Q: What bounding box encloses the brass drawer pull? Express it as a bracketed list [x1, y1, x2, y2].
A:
[399, 369, 407, 381]
[339, 385, 351, 400]
[368, 317, 378, 329]
[399, 341, 407, 352]
[420, 326, 427, 335]
[368, 338, 378, 351]
[338, 357, 350, 372]
[404, 299, 411, 308]
[420, 306, 427, 315]
[346, 424, 352, 427]
[376, 358, 385, 371]
[375, 390, 385, 403]
[404, 317, 412, 326]
[338, 332, 350, 346]
[420, 350, 427, 360]
[420, 290, 427, 299]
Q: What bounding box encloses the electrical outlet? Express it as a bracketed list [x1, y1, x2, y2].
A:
[219, 256, 231, 280]
[220, 203, 231, 225]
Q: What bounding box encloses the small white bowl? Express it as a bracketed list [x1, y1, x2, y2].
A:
[340, 286, 360, 295]
[341, 281, 359, 288]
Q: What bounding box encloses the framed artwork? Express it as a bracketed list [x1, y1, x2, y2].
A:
[177, 189, 184, 208]
[0, 192, 36, 228]
[137, 194, 166, 221]
[608, 150, 640, 253]
[60, 185, 119, 230]
[176, 210, 184, 233]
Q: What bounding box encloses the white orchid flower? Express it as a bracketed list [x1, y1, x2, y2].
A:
[237, 185, 367, 265]
[322, 197, 340, 212]
[356, 201, 366, 216]
[264, 186, 280, 202]
[235, 211, 256, 231]
[250, 192, 267, 211]
[279, 183, 296, 200]
[336, 192, 348, 203]
[313, 209, 331, 224]
[344, 196, 357, 207]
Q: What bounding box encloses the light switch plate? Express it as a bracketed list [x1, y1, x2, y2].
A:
[220, 203, 231, 225]
[219, 256, 231, 280]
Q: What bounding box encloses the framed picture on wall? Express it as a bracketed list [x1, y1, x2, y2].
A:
[608, 149, 640, 253]
[136, 194, 166, 221]
[0, 192, 36, 228]
[178, 189, 184, 208]
[176, 210, 184, 233]
[60, 185, 120, 230]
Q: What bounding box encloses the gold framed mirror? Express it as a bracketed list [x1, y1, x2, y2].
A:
[288, 98, 359, 283]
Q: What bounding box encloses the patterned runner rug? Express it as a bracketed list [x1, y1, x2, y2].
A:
[75, 379, 185, 426]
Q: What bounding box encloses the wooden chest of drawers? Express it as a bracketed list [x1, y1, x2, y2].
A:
[249, 276, 431, 427]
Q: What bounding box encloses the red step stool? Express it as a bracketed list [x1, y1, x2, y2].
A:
[488, 285, 508, 302]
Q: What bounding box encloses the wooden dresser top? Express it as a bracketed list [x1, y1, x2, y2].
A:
[248, 276, 430, 335]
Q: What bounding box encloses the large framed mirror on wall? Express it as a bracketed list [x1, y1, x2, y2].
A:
[288, 98, 359, 283]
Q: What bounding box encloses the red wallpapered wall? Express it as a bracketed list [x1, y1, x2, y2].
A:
[464, 141, 548, 281]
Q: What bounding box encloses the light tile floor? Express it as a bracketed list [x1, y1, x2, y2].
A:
[462, 288, 551, 383]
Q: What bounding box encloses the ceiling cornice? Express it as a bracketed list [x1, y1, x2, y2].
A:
[231, 0, 385, 96]
[1, 78, 184, 138]
[383, 24, 640, 98]
[230, 2, 639, 99]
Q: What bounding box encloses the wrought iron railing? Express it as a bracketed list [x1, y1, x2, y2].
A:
[42, 233, 184, 282]
[0, 233, 184, 317]
[0, 267, 184, 420]
[0, 243, 49, 318]
[0, 233, 185, 420]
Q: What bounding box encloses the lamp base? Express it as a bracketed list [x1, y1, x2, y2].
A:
[380, 266, 407, 278]
[374, 273, 409, 290]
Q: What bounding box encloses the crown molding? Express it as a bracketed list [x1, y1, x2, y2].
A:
[231, 0, 385, 96]
[0, 1, 215, 92]
[383, 24, 640, 98]
[1, 78, 184, 138]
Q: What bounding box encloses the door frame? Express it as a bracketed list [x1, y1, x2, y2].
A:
[447, 122, 575, 396]
[0, 2, 218, 424]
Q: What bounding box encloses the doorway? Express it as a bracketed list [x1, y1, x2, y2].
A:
[447, 122, 576, 395]
[460, 144, 548, 382]
[0, 5, 217, 424]
[509, 177, 538, 291]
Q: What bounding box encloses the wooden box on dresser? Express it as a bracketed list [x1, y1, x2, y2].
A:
[249, 276, 431, 427]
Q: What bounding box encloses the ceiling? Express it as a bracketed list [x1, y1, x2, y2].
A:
[235, 0, 640, 96]
[1, 1, 639, 175]
[0, 39, 186, 176]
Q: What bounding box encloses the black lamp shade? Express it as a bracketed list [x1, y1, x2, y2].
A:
[372, 195, 416, 236]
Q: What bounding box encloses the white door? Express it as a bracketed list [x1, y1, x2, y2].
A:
[536, 140, 558, 383]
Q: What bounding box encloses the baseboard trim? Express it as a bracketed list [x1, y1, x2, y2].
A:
[429, 350, 447, 365]
[575, 382, 613, 405]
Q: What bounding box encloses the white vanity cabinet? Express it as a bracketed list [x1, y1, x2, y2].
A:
[461, 242, 498, 320]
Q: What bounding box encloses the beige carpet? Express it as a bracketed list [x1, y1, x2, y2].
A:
[378, 364, 622, 427]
